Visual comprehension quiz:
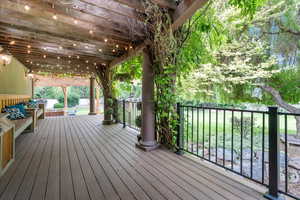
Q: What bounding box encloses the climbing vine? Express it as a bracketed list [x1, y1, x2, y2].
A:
[143, 1, 187, 147]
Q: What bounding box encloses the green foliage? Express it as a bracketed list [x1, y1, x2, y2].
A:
[69, 86, 90, 98]
[34, 86, 61, 99]
[58, 93, 80, 108]
[53, 103, 64, 109]
[106, 98, 114, 107]
[104, 107, 114, 115]
[232, 116, 257, 137]
[229, 0, 267, 18]
[135, 115, 142, 128]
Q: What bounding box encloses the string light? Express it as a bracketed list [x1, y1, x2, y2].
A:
[9, 41, 15, 45]
[89, 30, 93, 34]
[73, 43, 77, 47]
[24, 5, 30, 11]
[85, 46, 88, 49]
[98, 49, 102, 52]
[43, 55, 46, 58]
[53, 15, 58, 20]
[112, 49, 116, 52]
[57, 56, 60, 59]
[77, 56, 80, 59]
[59, 46, 63, 50]
[129, 46, 133, 49]
[116, 44, 119, 48]
[74, 20, 78, 24]
[27, 50, 31, 54]
[68, 55, 71, 58]
[27, 45, 31, 48]
[104, 38, 108, 42]
[85, 60, 89, 63]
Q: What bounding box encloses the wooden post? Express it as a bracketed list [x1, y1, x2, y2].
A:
[136, 47, 159, 151]
[31, 79, 35, 99]
[61, 86, 68, 116]
[89, 77, 97, 115]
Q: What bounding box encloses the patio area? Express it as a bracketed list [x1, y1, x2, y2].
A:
[0, 115, 265, 200]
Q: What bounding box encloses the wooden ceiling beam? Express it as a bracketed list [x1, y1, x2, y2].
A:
[0, 28, 129, 55]
[0, 21, 132, 49]
[0, 2, 137, 43]
[109, 41, 149, 67]
[0, 37, 122, 60]
[6, 0, 145, 37]
[79, 0, 145, 20]
[109, 0, 209, 68]
[113, 0, 177, 11]
[172, 0, 208, 30]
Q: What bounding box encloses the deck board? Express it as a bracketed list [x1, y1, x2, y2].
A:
[0, 115, 266, 200]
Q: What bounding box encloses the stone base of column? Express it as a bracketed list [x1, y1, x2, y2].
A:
[102, 120, 114, 125]
[136, 140, 160, 152]
[88, 112, 97, 115]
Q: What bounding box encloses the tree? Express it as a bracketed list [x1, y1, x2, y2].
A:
[176, 0, 300, 138]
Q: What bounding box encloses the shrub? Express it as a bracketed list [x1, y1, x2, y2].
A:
[135, 115, 142, 128]
[106, 98, 114, 107]
[232, 116, 257, 138]
[54, 103, 64, 109]
[58, 93, 80, 107]
[105, 107, 114, 115]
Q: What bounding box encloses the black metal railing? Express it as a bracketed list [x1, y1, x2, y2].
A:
[176, 103, 300, 199]
[118, 99, 141, 131]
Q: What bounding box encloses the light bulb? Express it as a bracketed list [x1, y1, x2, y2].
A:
[24, 5, 30, 11]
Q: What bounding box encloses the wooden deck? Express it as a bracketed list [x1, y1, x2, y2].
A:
[0, 115, 265, 200]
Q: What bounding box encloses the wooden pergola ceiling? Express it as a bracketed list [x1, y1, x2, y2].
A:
[34, 75, 89, 87]
[0, 0, 207, 75]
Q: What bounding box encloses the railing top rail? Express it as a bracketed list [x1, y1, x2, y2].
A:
[179, 104, 269, 114]
[278, 112, 300, 116]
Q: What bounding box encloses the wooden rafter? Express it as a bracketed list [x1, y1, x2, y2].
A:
[109, 0, 209, 68]
[0, 0, 207, 75]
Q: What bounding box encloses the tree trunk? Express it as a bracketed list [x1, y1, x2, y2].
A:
[260, 85, 300, 138]
[95, 87, 100, 114]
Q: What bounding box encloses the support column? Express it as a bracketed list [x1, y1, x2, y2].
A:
[31, 78, 35, 98]
[89, 77, 97, 115]
[136, 48, 159, 151]
[61, 86, 68, 116]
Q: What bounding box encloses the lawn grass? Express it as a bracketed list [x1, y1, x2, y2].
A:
[182, 108, 298, 153]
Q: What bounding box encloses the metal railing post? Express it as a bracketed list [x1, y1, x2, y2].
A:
[123, 100, 126, 128]
[264, 106, 284, 200]
[176, 103, 184, 155]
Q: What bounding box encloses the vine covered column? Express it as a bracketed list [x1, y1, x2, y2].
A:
[136, 47, 159, 151]
[89, 76, 97, 115]
[95, 66, 114, 125]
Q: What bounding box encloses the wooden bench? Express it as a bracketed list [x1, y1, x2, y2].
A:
[0, 95, 45, 139]
[0, 113, 15, 176]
